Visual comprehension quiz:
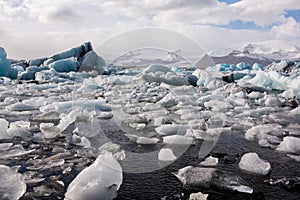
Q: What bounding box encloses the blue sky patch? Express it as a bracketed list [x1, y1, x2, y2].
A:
[218, 0, 241, 4]
[285, 10, 300, 22]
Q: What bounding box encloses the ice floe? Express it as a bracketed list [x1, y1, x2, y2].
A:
[239, 152, 271, 175]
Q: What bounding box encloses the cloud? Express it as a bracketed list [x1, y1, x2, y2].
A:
[1, 0, 300, 59]
[271, 16, 300, 39]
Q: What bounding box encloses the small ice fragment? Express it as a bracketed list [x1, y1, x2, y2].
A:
[158, 148, 177, 161]
[200, 156, 218, 167]
[0, 118, 10, 139]
[238, 152, 271, 175]
[189, 192, 208, 200]
[136, 137, 159, 145]
[163, 135, 193, 145]
[40, 123, 61, 139]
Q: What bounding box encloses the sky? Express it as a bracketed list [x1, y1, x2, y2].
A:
[0, 0, 300, 59]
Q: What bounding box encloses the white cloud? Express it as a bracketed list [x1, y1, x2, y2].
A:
[271, 16, 300, 39]
[1, 0, 300, 59]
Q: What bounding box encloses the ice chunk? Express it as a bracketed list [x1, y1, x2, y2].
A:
[276, 136, 300, 154]
[0, 165, 26, 200]
[0, 118, 10, 139]
[97, 112, 113, 119]
[6, 102, 36, 111]
[136, 137, 160, 145]
[264, 95, 282, 107]
[49, 57, 78, 72]
[200, 156, 218, 167]
[238, 152, 271, 175]
[57, 110, 78, 132]
[174, 166, 253, 194]
[0, 143, 13, 151]
[192, 69, 214, 87]
[40, 100, 111, 114]
[163, 135, 193, 145]
[189, 192, 208, 200]
[155, 124, 189, 136]
[7, 121, 31, 137]
[252, 63, 264, 71]
[79, 51, 105, 75]
[158, 148, 177, 161]
[65, 155, 123, 200]
[0, 47, 18, 79]
[46, 41, 92, 64]
[291, 107, 300, 115]
[143, 64, 171, 74]
[287, 154, 300, 162]
[98, 142, 126, 161]
[204, 100, 233, 111]
[39, 123, 61, 139]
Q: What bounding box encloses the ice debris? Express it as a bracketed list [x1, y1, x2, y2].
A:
[158, 148, 177, 161]
[0, 165, 27, 200]
[65, 154, 122, 200]
[239, 152, 271, 175]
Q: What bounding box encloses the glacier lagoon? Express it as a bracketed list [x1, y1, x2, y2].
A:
[0, 42, 300, 200]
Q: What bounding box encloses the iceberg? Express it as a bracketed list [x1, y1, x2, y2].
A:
[238, 152, 271, 175]
[0, 165, 26, 200]
[0, 47, 18, 79]
[48, 57, 79, 73]
[65, 154, 123, 200]
[79, 51, 105, 75]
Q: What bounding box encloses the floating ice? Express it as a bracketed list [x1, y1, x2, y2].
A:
[0, 143, 13, 151]
[7, 121, 31, 137]
[245, 124, 283, 142]
[143, 64, 171, 74]
[79, 51, 105, 75]
[163, 135, 193, 145]
[0, 165, 26, 200]
[158, 148, 177, 161]
[40, 100, 111, 114]
[155, 124, 189, 136]
[65, 155, 123, 200]
[98, 142, 126, 161]
[174, 166, 253, 194]
[192, 69, 214, 87]
[0, 118, 10, 139]
[39, 123, 61, 139]
[200, 156, 218, 167]
[276, 136, 300, 154]
[189, 192, 208, 200]
[136, 137, 160, 145]
[0, 47, 18, 79]
[7, 102, 36, 111]
[239, 152, 271, 175]
[49, 57, 79, 73]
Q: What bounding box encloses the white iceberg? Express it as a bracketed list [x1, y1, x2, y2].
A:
[238, 152, 271, 175]
[65, 154, 123, 200]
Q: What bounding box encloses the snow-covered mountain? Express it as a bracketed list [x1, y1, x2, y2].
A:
[210, 40, 300, 65]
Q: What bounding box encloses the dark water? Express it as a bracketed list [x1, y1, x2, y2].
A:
[99, 120, 300, 200]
